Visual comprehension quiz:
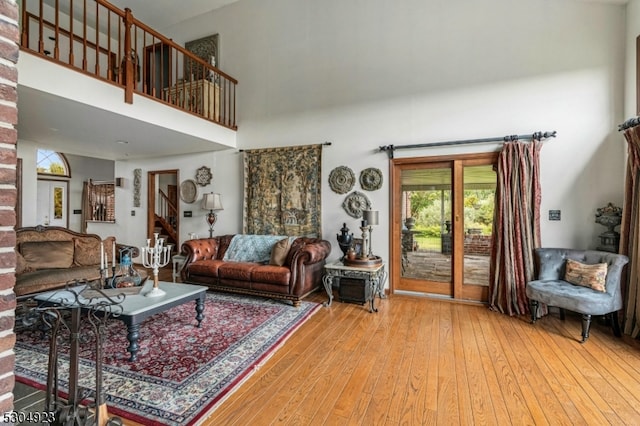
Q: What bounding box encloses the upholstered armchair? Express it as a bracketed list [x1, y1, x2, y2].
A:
[526, 248, 629, 343]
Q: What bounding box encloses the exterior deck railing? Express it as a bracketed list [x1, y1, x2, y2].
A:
[20, 0, 237, 130]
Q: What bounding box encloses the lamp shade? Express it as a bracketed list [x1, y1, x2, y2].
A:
[202, 192, 223, 211]
[362, 210, 379, 226]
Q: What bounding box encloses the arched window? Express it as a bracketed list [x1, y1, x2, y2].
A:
[36, 149, 70, 177]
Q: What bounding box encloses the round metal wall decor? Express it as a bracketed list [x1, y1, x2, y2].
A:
[342, 191, 372, 218]
[329, 166, 355, 194]
[195, 166, 212, 186]
[360, 167, 383, 191]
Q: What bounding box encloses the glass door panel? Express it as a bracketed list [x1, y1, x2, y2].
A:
[392, 153, 497, 303]
[460, 164, 496, 300]
[399, 164, 453, 296]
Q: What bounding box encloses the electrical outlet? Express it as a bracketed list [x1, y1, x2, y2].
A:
[131, 210, 136, 216]
[549, 210, 561, 221]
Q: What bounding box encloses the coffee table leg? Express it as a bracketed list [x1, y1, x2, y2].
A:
[126, 324, 140, 362]
[195, 296, 205, 328]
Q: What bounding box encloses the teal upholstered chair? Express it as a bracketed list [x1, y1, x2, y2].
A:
[526, 248, 629, 343]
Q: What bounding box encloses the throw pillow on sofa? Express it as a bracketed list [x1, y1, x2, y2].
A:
[269, 238, 291, 266]
[21, 240, 74, 269]
[564, 258, 607, 292]
[223, 235, 291, 263]
[73, 237, 101, 266]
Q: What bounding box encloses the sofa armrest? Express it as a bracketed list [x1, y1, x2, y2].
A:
[289, 239, 332, 266]
[181, 238, 220, 263]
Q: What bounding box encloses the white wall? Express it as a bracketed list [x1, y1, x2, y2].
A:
[159, 0, 627, 262]
[19, 0, 628, 269]
[626, 0, 640, 118]
[112, 151, 237, 259]
[16, 143, 114, 233]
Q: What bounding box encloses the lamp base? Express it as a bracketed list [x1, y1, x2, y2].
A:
[145, 287, 166, 298]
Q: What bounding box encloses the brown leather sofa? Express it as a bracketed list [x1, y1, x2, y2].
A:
[181, 234, 331, 306]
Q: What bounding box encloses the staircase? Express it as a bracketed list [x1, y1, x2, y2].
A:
[155, 189, 177, 250]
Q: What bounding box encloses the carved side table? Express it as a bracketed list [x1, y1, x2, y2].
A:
[322, 261, 387, 313]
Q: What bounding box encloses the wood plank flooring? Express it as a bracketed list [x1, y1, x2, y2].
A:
[14, 266, 640, 425]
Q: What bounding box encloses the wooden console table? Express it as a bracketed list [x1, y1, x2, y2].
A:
[164, 79, 220, 121]
[322, 261, 387, 313]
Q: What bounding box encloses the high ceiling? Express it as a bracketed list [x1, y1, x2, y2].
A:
[106, 0, 241, 30]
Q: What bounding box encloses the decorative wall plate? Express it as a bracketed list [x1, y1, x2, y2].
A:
[180, 179, 199, 203]
[329, 166, 355, 194]
[195, 166, 212, 186]
[342, 191, 372, 218]
[360, 167, 383, 191]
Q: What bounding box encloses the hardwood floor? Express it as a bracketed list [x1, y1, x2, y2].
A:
[14, 266, 640, 425]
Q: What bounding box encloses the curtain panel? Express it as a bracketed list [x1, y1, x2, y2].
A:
[620, 126, 640, 337]
[489, 140, 542, 316]
[243, 144, 322, 237]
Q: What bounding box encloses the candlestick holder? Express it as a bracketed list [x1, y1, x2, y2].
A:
[141, 233, 171, 297]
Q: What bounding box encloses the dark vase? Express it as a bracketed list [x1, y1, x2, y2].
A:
[337, 223, 354, 260]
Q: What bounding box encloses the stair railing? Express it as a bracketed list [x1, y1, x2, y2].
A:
[20, 0, 237, 129]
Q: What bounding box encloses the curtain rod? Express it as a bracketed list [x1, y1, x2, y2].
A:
[378, 131, 557, 159]
[619, 117, 640, 131]
[239, 141, 331, 153]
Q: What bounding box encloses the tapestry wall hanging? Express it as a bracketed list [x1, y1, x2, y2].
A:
[185, 34, 219, 80]
[243, 144, 322, 237]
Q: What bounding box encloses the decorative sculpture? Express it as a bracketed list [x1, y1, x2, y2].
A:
[336, 223, 354, 260]
[595, 202, 622, 253]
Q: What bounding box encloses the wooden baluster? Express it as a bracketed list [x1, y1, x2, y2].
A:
[123, 8, 133, 103]
[53, 0, 60, 59]
[82, 0, 87, 71]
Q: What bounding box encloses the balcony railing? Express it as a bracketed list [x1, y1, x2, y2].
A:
[20, 0, 237, 130]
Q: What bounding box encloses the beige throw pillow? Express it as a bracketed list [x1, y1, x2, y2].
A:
[21, 241, 74, 269]
[73, 237, 102, 266]
[564, 259, 607, 292]
[269, 238, 291, 266]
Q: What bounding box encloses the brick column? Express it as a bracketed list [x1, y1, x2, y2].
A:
[0, 0, 19, 415]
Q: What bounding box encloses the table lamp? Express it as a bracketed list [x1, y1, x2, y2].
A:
[202, 192, 223, 238]
[362, 210, 379, 258]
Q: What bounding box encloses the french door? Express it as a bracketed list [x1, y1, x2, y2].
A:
[390, 153, 497, 302]
[37, 180, 68, 228]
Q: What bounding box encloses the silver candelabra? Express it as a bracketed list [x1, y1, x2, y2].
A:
[141, 233, 171, 297]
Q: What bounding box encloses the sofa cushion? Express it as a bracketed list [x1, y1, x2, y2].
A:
[21, 241, 74, 269]
[251, 265, 291, 286]
[564, 259, 607, 292]
[15, 265, 102, 297]
[218, 262, 258, 281]
[187, 259, 226, 278]
[223, 235, 289, 263]
[269, 238, 291, 266]
[73, 237, 101, 266]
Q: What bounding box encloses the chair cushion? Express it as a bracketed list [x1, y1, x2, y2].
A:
[564, 259, 607, 292]
[526, 279, 618, 315]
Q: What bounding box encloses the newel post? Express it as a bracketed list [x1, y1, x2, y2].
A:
[123, 8, 134, 104]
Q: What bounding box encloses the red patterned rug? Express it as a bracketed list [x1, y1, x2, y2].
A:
[15, 292, 320, 425]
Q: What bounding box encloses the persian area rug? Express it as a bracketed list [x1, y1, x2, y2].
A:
[15, 292, 321, 425]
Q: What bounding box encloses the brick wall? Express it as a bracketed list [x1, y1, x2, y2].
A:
[0, 0, 19, 414]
